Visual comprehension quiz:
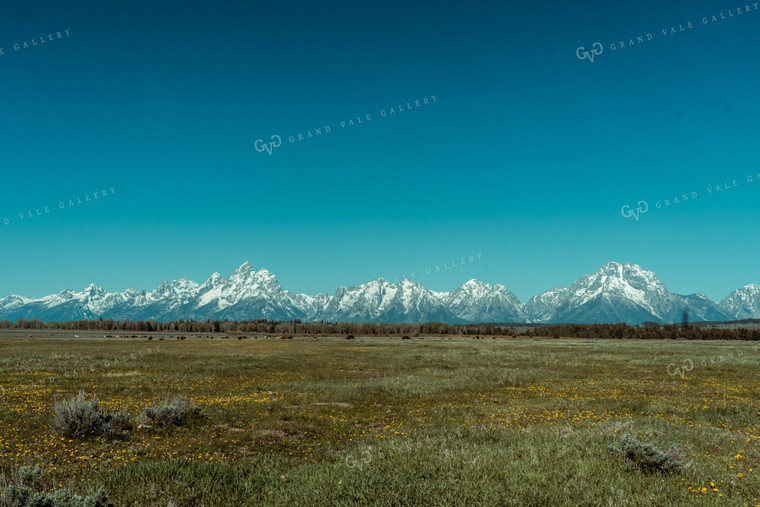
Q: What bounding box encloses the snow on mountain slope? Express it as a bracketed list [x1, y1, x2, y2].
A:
[678, 293, 731, 322]
[445, 279, 526, 322]
[288, 292, 330, 321]
[0, 261, 754, 325]
[552, 262, 677, 323]
[529, 262, 733, 325]
[525, 287, 568, 323]
[316, 279, 452, 323]
[720, 284, 760, 320]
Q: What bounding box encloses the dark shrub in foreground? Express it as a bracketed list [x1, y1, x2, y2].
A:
[138, 395, 206, 428]
[609, 433, 684, 473]
[0, 465, 109, 506]
[54, 391, 132, 439]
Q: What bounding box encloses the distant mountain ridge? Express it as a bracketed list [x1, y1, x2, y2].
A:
[0, 261, 757, 325]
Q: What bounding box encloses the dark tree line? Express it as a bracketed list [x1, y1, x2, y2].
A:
[0, 318, 517, 337]
[3, 318, 759, 340]
[525, 322, 760, 341]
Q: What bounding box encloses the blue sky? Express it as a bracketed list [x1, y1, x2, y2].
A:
[1, 0, 758, 303]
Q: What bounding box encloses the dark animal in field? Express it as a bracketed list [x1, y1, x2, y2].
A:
[401, 335, 411, 340]
[346, 334, 355, 340]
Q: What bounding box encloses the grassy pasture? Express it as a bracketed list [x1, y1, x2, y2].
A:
[0, 332, 759, 505]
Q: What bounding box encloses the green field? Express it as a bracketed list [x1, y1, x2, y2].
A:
[1, 331, 759, 505]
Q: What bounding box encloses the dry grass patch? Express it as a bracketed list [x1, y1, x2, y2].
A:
[104, 370, 141, 377]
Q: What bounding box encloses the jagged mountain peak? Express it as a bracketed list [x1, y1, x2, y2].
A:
[460, 278, 490, 288]
[720, 284, 760, 320]
[152, 277, 199, 299]
[172, 276, 199, 288]
[599, 261, 641, 270]
[231, 261, 266, 281]
[530, 262, 728, 325]
[236, 260, 253, 271]
[583, 262, 657, 283]
[570, 262, 666, 302]
[201, 272, 224, 287]
[0, 261, 756, 325]
[368, 277, 392, 286]
[82, 283, 105, 296]
[445, 278, 525, 323]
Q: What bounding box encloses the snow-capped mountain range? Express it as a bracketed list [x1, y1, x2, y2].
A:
[1, 261, 758, 325]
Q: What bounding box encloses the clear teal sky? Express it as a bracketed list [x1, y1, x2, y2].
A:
[1, 0, 758, 302]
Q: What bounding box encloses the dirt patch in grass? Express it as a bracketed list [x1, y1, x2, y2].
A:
[216, 424, 244, 432]
[255, 429, 299, 441]
[105, 370, 141, 377]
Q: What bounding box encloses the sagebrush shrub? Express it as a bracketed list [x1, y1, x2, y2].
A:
[609, 433, 683, 473]
[100, 412, 132, 440]
[54, 391, 132, 439]
[137, 395, 205, 428]
[15, 467, 42, 490]
[0, 466, 108, 507]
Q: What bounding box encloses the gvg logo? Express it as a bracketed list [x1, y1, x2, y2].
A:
[345, 450, 373, 471]
[667, 359, 694, 379]
[621, 201, 649, 221]
[576, 42, 604, 63]
[254, 135, 282, 155]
